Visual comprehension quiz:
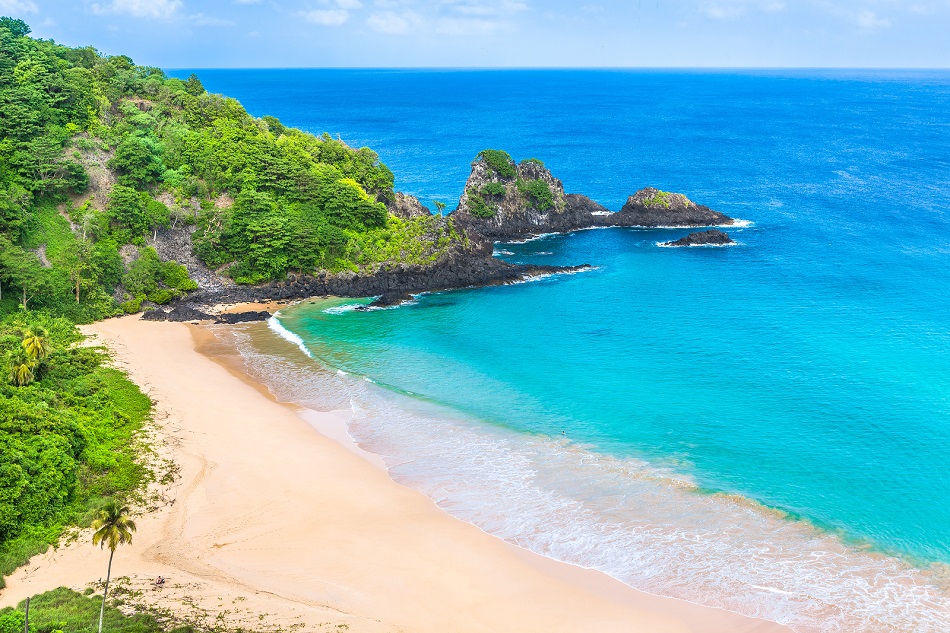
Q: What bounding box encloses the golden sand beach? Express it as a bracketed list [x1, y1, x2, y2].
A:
[0, 316, 790, 633]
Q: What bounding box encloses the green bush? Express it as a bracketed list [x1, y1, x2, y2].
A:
[480, 182, 506, 197]
[516, 178, 554, 211]
[520, 157, 545, 168]
[467, 191, 496, 219]
[477, 150, 517, 179]
[0, 610, 31, 633]
[146, 288, 177, 305]
[3, 587, 159, 633]
[160, 262, 197, 292]
[120, 295, 144, 314]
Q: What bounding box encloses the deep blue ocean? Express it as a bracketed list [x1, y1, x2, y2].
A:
[174, 69, 950, 631]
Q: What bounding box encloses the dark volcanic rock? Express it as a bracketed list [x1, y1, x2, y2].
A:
[662, 229, 735, 247]
[388, 192, 431, 220]
[613, 188, 733, 228]
[183, 250, 592, 310]
[365, 291, 415, 309]
[140, 305, 270, 323]
[215, 311, 272, 324]
[451, 157, 734, 241]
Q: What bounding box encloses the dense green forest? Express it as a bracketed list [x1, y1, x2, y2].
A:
[0, 16, 461, 320]
[0, 16, 468, 589]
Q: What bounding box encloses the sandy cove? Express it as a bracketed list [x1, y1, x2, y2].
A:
[0, 316, 790, 633]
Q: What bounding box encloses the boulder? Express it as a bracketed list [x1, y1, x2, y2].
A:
[661, 229, 735, 247]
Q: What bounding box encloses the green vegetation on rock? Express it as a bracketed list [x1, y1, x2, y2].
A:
[516, 178, 554, 211]
[466, 189, 497, 219]
[477, 150, 517, 179]
[480, 182, 506, 197]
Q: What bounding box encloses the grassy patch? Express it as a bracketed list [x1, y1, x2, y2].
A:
[2, 587, 175, 633]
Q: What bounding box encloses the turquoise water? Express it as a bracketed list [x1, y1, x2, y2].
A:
[182, 69, 950, 630]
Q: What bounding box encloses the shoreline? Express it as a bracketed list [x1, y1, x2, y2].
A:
[0, 317, 790, 633]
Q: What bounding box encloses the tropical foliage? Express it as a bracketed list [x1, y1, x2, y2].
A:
[0, 313, 152, 588]
[0, 18, 462, 319]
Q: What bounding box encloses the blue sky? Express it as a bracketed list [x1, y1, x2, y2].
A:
[4, 0, 949, 68]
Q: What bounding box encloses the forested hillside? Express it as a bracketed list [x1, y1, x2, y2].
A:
[0, 17, 462, 322]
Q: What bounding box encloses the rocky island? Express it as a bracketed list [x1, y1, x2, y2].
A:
[662, 229, 736, 247]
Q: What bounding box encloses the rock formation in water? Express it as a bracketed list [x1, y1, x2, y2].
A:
[662, 229, 735, 247]
[451, 152, 735, 241]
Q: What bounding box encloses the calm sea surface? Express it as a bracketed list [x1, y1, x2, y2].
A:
[175, 69, 950, 632]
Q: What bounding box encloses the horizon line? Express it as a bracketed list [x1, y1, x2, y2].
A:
[163, 66, 950, 74]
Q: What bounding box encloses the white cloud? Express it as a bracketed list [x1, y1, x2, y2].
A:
[0, 0, 39, 13]
[190, 12, 236, 26]
[365, 0, 526, 35]
[703, 5, 744, 19]
[700, 0, 786, 20]
[299, 0, 365, 26]
[435, 15, 508, 34]
[90, 0, 182, 19]
[856, 9, 890, 29]
[367, 10, 419, 33]
[300, 8, 350, 25]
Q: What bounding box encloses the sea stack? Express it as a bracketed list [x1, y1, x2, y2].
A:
[662, 229, 735, 247]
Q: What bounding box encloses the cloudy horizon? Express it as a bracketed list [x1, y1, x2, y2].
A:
[3, 0, 949, 68]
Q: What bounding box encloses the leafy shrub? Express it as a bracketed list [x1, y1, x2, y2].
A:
[641, 190, 673, 208]
[146, 288, 176, 305]
[161, 261, 197, 291]
[467, 191, 496, 219]
[516, 178, 554, 211]
[520, 157, 545, 168]
[481, 182, 506, 197]
[0, 610, 30, 633]
[477, 150, 517, 179]
[120, 295, 144, 314]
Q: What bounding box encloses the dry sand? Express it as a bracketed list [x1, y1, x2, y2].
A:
[0, 316, 791, 633]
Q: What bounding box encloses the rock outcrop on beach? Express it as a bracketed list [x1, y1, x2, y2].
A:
[181, 251, 591, 309]
[450, 153, 735, 241]
[662, 229, 735, 247]
[141, 305, 271, 323]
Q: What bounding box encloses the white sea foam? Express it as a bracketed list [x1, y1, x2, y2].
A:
[499, 232, 557, 245]
[267, 316, 314, 358]
[322, 303, 367, 315]
[493, 248, 516, 256]
[514, 266, 599, 285]
[656, 241, 739, 248]
[221, 322, 950, 633]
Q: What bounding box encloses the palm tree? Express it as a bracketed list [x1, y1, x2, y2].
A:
[21, 326, 52, 362]
[7, 348, 36, 386]
[92, 500, 136, 633]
